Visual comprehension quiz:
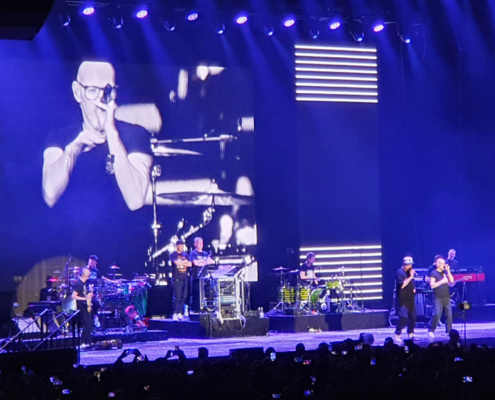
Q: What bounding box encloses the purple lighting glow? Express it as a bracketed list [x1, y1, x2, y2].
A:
[329, 21, 341, 30]
[373, 24, 385, 33]
[82, 6, 95, 16]
[187, 12, 199, 22]
[136, 10, 148, 19]
[283, 18, 295, 28]
[235, 15, 248, 25]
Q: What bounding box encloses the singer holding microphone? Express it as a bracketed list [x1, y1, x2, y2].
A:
[394, 256, 417, 344]
[428, 255, 454, 339]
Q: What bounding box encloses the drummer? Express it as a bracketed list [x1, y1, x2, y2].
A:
[86, 255, 115, 285]
[299, 252, 319, 287]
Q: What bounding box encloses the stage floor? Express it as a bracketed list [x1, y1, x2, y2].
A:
[80, 321, 495, 366]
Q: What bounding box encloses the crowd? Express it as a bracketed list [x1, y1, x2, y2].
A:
[1, 330, 494, 400]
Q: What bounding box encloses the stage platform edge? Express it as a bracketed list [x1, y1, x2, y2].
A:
[268, 309, 390, 333]
[148, 315, 270, 339]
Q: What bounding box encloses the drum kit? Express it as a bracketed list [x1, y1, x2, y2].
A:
[271, 266, 361, 314]
[54, 265, 150, 330]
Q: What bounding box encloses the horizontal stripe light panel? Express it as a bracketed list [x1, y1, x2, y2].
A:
[295, 44, 378, 103]
[299, 244, 383, 301]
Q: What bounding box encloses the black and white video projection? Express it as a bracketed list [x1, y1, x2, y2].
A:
[0, 57, 256, 285]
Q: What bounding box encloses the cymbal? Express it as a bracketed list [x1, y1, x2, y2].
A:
[152, 146, 202, 157]
[134, 276, 149, 280]
[46, 278, 58, 282]
[69, 266, 80, 270]
[110, 265, 120, 270]
[157, 191, 253, 207]
[53, 270, 61, 274]
[272, 266, 289, 271]
[288, 270, 300, 274]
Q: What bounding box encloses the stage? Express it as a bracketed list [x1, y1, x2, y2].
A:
[76, 320, 495, 367]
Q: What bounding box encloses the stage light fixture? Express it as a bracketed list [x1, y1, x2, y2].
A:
[187, 11, 199, 22]
[349, 20, 364, 42]
[400, 35, 411, 44]
[263, 25, 274, 36]
[283, 16, 296, 28]
[216, 23, 225, 34]
[161, 20, 176, 32]
[82, 6, 95, 16]
[372, 22, 385, 33]
[310, 28, 319, 39]
[136, 9, 148, 19]
[329, 21, 341, 30]
[112, 17, 123, 29]
[235, 13, 248, 25]
[58, 13, 71, 27]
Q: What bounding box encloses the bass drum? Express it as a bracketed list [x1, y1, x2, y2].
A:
[61, 288, 77, 315]
[310, 288, 332, 313]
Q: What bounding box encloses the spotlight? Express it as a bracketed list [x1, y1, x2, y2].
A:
[216, 23, 225, 34]
[58, 13, 71, 27]
[310, 28, 319, 39]
[235, 13, 248, 25]
[349, 20, 364, 42]
[136, 9, 148, 19]
[112, 17, 123, 29]
[400, 35, 411, 44]
[329, 21, 341, 30]
[187, 11, 199, 22]
[263, 25, 274, 36]
[372, 22, 385, 33]
[282, 16, 295, 28]
[82, 6, 95, 16]
[162, 20, 176, 32]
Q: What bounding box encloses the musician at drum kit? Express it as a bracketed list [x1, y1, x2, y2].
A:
[189, 237, 215, 314]
[71, 268, 94, 347]
[299, 252, 319, 286]
[394, 256, 417, 344]
[170, 240, 192, 321]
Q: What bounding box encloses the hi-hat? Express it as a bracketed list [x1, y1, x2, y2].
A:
[272, 266, 289, 271]
[288, 269, 300, 274]
[110, 265, 120, 270]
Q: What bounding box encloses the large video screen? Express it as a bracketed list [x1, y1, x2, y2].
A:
[0, 58, 255, 285]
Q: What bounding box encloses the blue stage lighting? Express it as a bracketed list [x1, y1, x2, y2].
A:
[136, 9, 148, 19]
[235, 13, 248, 25]
[187, 12, 199, 22]
[82, 6, 95, 16]
[329, 21, 341, 30]
[372, 23, 385, 33]
[263, 26, 274, 36]
[283, 16, 295, 28]
[217, 24, 225, 34]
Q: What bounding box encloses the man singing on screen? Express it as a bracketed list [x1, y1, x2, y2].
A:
[394, 256, 417, 344]
[428, 255, 454, 339]
[42, 61, 152, 210]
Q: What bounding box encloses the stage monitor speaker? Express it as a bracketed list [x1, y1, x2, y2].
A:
[0, 0, 55, 41]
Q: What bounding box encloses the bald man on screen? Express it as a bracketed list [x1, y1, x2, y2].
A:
[42, 61, 152, 211]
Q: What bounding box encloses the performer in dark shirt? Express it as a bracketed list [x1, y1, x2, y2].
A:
[189, 237, 215, 314]
[299, 252, 318, 286]
[42, 61, 153, 211]
[446, 249, 459, 270]
[39, 276, 59, 301]
[428, 255, 454, 339]
[71, 268, 94, 347]
[394, 256, 417, 343]
[169, 239, 192, 321]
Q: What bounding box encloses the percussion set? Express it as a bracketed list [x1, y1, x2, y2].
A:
[55, 266, 149, 330]
[272, 266, 361, 314]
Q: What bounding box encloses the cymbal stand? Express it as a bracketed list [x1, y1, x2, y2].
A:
[150, 165, 162, 276]
[270, 270, 288, 313]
